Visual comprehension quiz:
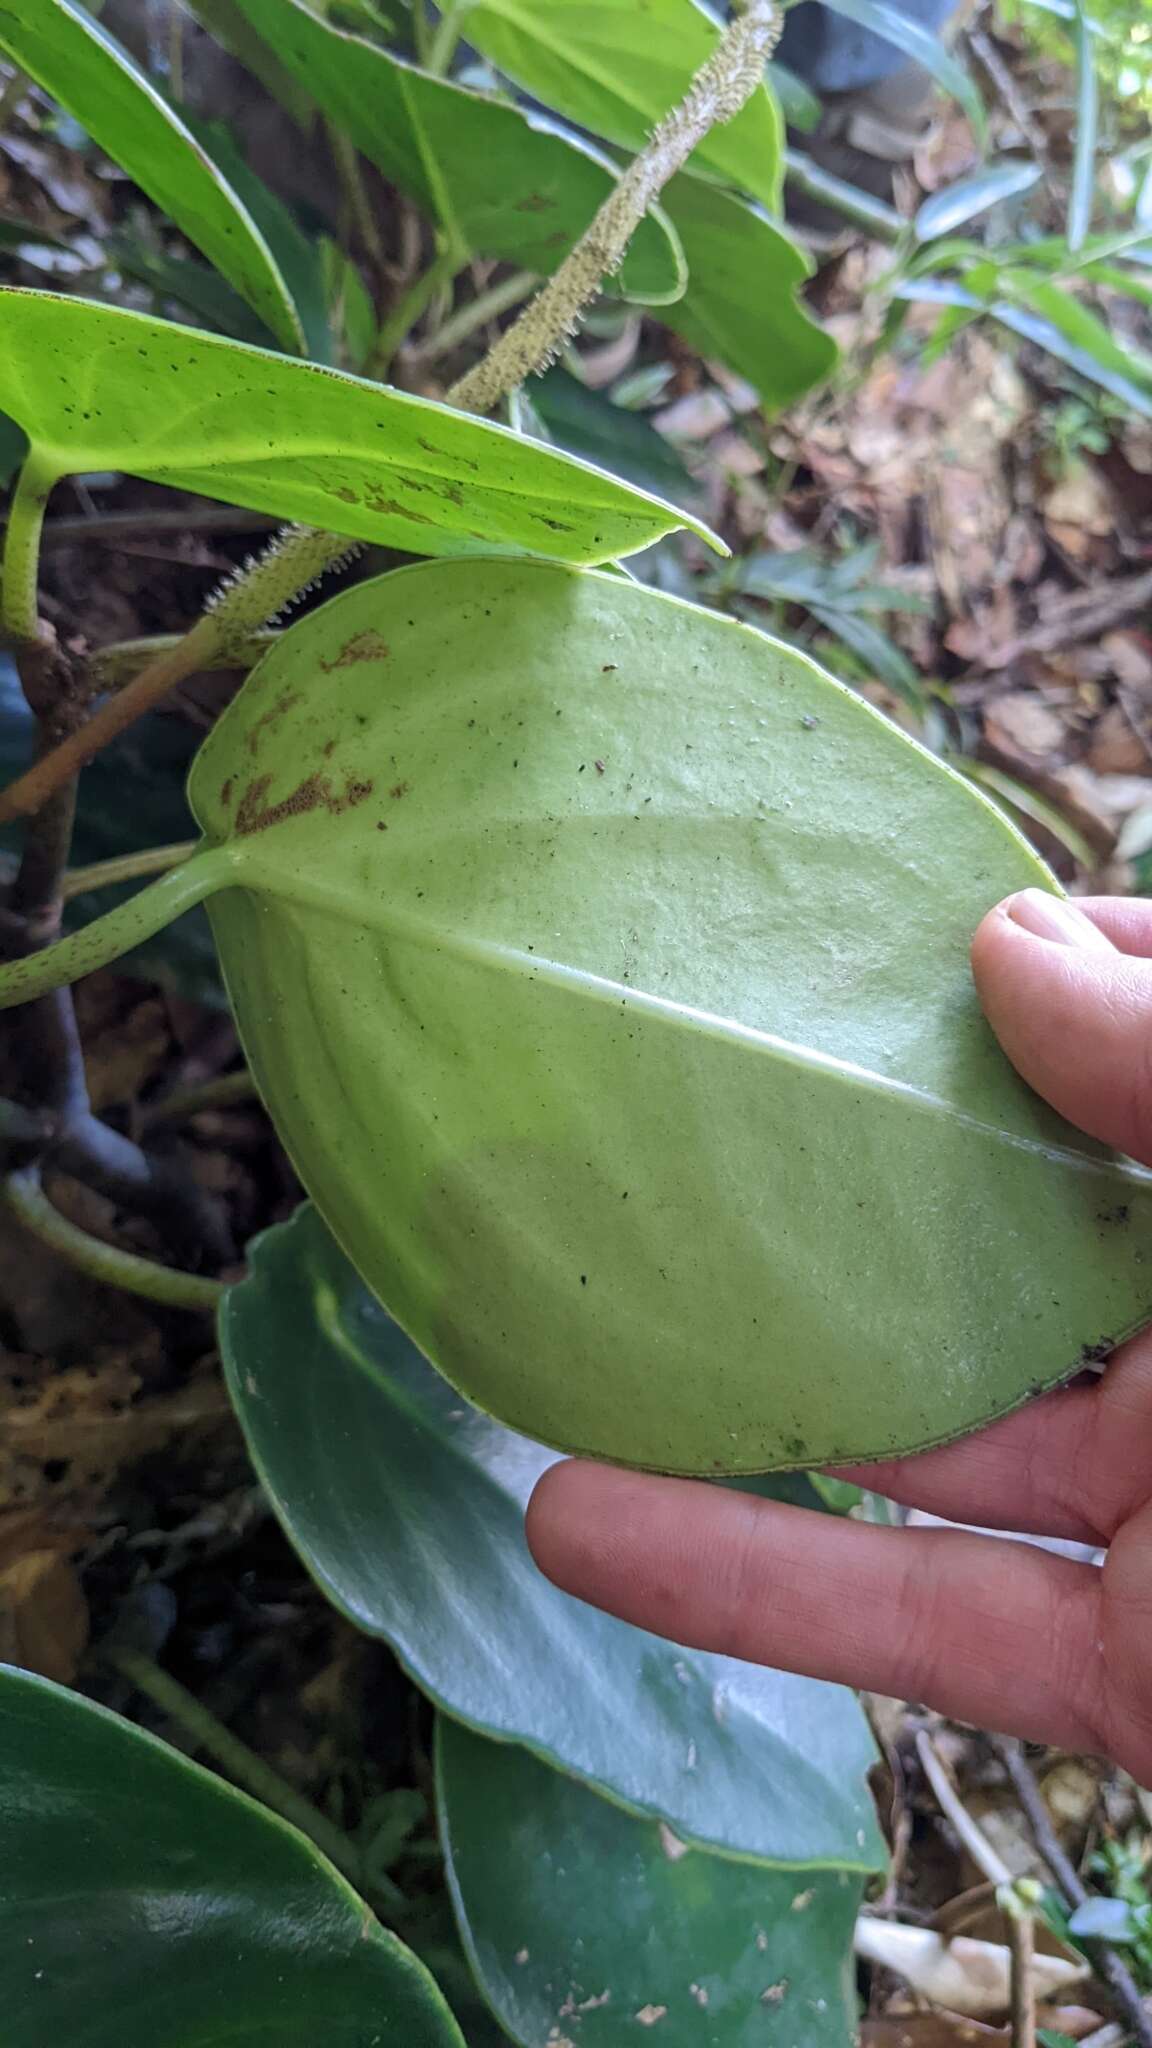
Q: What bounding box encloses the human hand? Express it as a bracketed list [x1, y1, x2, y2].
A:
[527, 889, 1152, 1782]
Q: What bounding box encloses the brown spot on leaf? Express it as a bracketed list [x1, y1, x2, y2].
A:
[333, 485, 360, 504]
[220, 778, 234, 806]
[515, 192, 555, 212]
[235, 770, 375, 835]
[389, 780, 410, 800]
[244, 689, 302, 760]
[319, 629, 391, 671]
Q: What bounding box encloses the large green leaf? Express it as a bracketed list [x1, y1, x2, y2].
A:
[657, 174, 837, 409]
[177, 559, 1152, 1473]
[0, 0, 304, 353]
[230, 0, 684, 303]
[0, 1663, 464, 2047]
[0, 291, 712, 562]
[461, 0, 784, 211]
[219, 1204, 884, 1871]
[437, 1719, 862, 2048]
[8, 561, 1152, 1472]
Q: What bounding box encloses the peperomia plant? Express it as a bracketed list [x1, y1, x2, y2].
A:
[0, 1, 1147, 2041]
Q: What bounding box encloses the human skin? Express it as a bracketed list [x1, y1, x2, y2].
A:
[527, 889, 1152, 1784]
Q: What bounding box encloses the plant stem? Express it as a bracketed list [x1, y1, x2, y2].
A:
[62, 840, 200, 900]
[446, 0, 782, 415]
[329, 123, 385, 269]
[0, 1168, 225, 1311]
[1001, 1886, 1038, 2048]
[409, 267, 539, 366]
[104, 1646, 404, 1911]
[91, 630, 278, 690]
[783, 148, 904, 243]
[1, 450, 58, 648]
[991, 1736, 1152, 2048]
[0, 527, 357, 825]
[373, 242, 466, 372]
[916, 1731, 1012, 1885]
[426, 1, 468, 76]
[0, 62, 28, 131]
[0, 848, 232, 1008]
[141, 1068, 259, 1129]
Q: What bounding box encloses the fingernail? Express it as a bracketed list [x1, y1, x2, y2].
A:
[1006, 888, 1113, 951]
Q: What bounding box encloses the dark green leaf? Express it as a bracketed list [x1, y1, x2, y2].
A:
[1002, 269, 1152, 392]
[0, 290, 715, 564]
[219, 1204, 885, 1870]
[108, 232, 276, 346]
[184, 0, 317, 126]
[0, 0, 305, 351]
[530, 364, 694, 500]
[461, 0, 784, 210]
[0, 408, 28, 486]
[230, 0, 685, 304]
[1068, 0, 1098, 252]
[808, 603, 926, 711]
[0, 1663, 465, 2047]
[915, 160, 1042, 242]
[814, 0, 985, 139]
[184, 114, 335, 359]
[438, 1719, 863, 2048]
[657, 174, 838, 410]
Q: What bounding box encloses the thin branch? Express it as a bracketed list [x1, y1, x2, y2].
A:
[917, 1734, 1037, 2048]
[917, 1731, 1013, 1885]
[446, 0, 783, 414]
[991, 1736, 1152, 2048]
[783, 147, 905, 242]
[0, 526, 357, 826]
[404, 266, 539, 368]
[1, 1168, 225, 1312]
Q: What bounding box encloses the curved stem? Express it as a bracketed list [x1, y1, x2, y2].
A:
[0, 527, 357, 826]
[408, 268, 539, 367]
[141, 1068, 259, 1129]
[1, 450, 59, 647]
[1, 1168, 224, 1311]
[62, 839, 200, 900]
[0, 847, 234, 1008]
[426, 1, 468, 76]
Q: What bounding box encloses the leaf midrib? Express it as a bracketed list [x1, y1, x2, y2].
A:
[222, 849, 1150, 1187]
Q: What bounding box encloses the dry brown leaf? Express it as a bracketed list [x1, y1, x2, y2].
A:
[0, 1546, 88, 1682]
[861, 2020, 1008, 2045]
[1086, 702, 1149, 775]
[983, 691, 1069, 767]
[854, 1920, 1089, 2017]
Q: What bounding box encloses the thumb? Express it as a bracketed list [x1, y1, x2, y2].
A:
[972, 889, 1152, 1168]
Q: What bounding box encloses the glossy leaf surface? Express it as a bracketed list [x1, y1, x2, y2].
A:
[437, 1718, 862, 2047]
[658, 174, 837, 409]
[0, 0, 303, 352]
[231, 0, 684, 302]
[914, 161, 1043, 242]
[187, 560, 1152, 1473]
[220, 1204, 884, 1870]
[0, 292, 709, 562]
[462, 0, 784, 210]
[0, 1663, 464, 2047]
